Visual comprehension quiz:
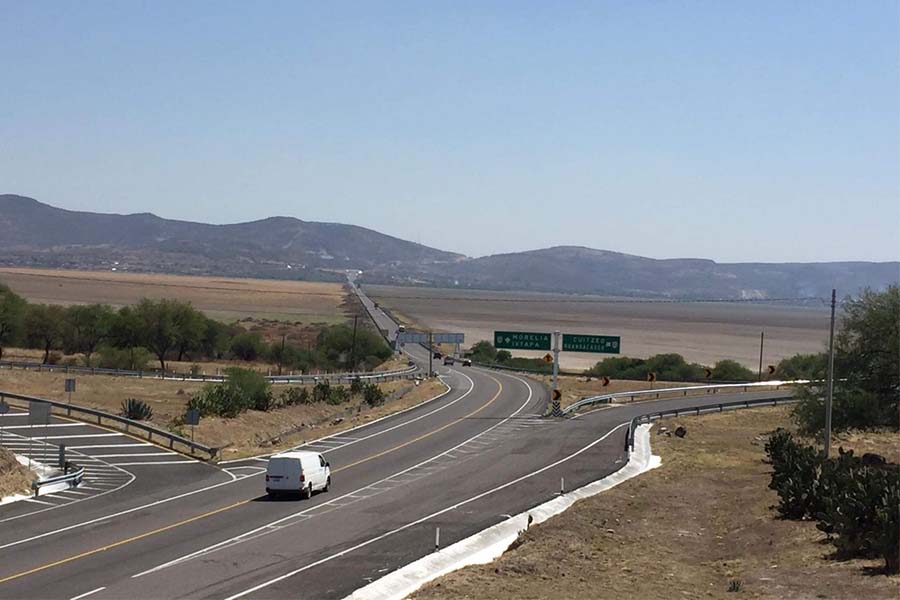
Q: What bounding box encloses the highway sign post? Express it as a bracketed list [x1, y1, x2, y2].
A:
[185, 409, 201, 444]
[64, 378, 76, 404]
[28, 401, 51, 468]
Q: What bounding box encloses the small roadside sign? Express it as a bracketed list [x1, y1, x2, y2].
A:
[704, 368, 713, 379]
[29, 401, 51, 425]
[767, 365, 776, 375]
[552, 389, 562, 401]
[646, 372, 657, 383]
[64, 378, 76, 393]
[0, 399, 9, 414]
[542, 353, 554, 363]
[601, 376, 610, 386]
[184, 409, 201, 426]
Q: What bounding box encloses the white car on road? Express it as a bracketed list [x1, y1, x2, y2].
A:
[266, 451, 331, 498]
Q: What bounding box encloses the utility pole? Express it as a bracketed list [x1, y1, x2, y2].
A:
[551, 331, 561, 416]
[428, 331, 434, 377]
[824, 289, 836, 458]
[758, 331, 764, 381]
[350, 316, 358, 371]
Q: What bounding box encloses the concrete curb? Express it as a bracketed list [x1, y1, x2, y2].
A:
[345, 423, 661, 600]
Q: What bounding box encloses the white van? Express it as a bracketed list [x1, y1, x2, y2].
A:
[266, 451, 331, 498]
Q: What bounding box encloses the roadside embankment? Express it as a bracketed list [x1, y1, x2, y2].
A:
[0, 447, 33, 500]
[411, 407, 899, 600]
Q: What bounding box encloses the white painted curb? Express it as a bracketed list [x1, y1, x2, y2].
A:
[345, 423, 661, 600]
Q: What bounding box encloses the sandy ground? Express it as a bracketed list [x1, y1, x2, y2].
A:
[412, 407, 899, 600]
[0, 268, 348, 324]
[0, 447, 33, 498]
[368, 285, 830, 371]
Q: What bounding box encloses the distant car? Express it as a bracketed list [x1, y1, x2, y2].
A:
[407, 359, 415, 366]
[443, 356, 454, 365]
[398, 325, 406, 333]
[433, 352, 442, 359]
[266, 451, 330, 499]
[462, 359, 472, 367]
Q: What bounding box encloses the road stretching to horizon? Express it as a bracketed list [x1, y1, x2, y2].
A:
[0, 283, 795, 600]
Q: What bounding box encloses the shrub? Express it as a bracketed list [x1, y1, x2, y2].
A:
[120, 398, 153, 421]
[765, 431, 900, 573]
[187, 367, 272, 417]
[230, 332, 266, 361]
[710, 359, 755, 381]
[326, 385, 350, 405]
[312, 380, 331, 403]
[280, 387, 311, 406]
[96, 345, 151, 371]
[350, 377, 364, 396]
[363, 383, 385, 407]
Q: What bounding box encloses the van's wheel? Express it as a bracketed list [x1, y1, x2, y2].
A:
[323, 476, 331, 492]
[303, 483, 313, 499]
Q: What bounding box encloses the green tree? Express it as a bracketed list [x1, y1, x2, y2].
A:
[775, 352, 827, 379]
[64, 304, 115, 366]
[110, 306, 144, 370]
[24, 304, 67, 363]
[0, 284, 27, 361]
[172, 303, 207, 362]
[133, 298, 180, 371]
[230, 331, 266, 361]
[469, 341, 497, 363]
[495, 350, 512, 363]
[794, 286, 900, 433]
[710, 359, 755, 381]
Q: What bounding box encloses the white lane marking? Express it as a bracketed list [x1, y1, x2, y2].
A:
[70, 586, 106, 600]
[30, 433, 122, 440]
[88, 452, 177, 458]
[133, 374, 534, 578]
[224, 421, 630, 600]
[109, 460, 198, 466]
[2, 423, 89, 429]
[66, 443, 152, 449]
[23, 498, 56, 506]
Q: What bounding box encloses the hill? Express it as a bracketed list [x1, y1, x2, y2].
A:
[1, 195, 896, 298]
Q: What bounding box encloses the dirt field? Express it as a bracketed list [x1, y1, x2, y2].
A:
[368, 285, 830, 371]
[0, 366, 443, 459]
[527, 373, 692, 409]
[0, 268, 348, 324]
[413, 407, 899, 600]
[0, 448, 33, 499]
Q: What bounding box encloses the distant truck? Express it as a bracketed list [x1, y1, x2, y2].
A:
[443, 356, 454, 365]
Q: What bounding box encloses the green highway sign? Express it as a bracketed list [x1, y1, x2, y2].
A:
[494, 331, 552, 351]
[562, 333, 620, 354]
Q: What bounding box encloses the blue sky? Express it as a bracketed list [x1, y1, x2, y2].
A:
[1, 2, 897, 262]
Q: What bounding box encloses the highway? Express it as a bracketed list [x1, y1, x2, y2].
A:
[0, 284, 794, 599]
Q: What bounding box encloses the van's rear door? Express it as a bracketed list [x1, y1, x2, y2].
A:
[268, 457, 301, 490]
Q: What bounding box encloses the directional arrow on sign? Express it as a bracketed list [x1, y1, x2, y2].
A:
[601, 376, 610, 387]
[647, 372, 657, 382]
[767, 365, 776, 375]
[543, 353, 554, 363]
[704, 368, 713, 379]
[552, 389, 561, 401]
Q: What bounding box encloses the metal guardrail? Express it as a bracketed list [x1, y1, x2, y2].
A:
[622, 394, 799, 453]
[563, 380, 810, 415]
[0, 391, 219, 461]
[0, 360, 418, 384]
[32, 465, 85, 496]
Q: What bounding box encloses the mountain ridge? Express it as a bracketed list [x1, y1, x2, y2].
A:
[1, 194, 896, 298]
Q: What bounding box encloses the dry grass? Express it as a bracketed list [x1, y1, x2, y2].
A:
[0, 267, 348, 324]
[0, 448, 33, 499]
[412, 407, 899, 600]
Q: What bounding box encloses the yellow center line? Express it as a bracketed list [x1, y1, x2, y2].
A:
[0, 374, 505, 586]
[0, 500, 250, 585]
